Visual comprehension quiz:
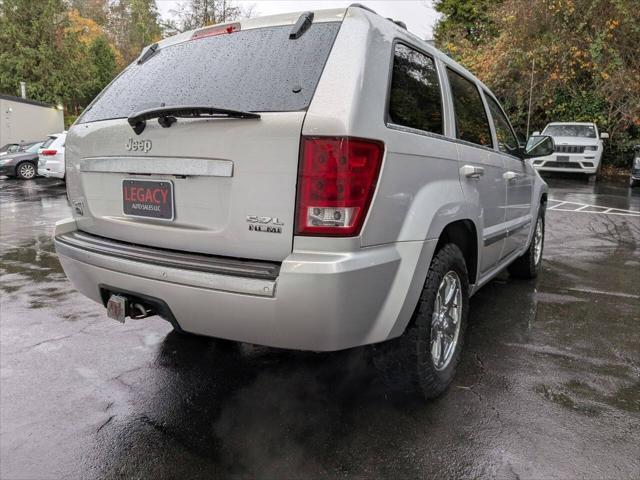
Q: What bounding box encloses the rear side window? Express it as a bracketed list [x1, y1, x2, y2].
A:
[447, 69, 493, 147]
[79, 23, 341, 124]
[484, 93, 519, 156]
[388, 44, 443, 135]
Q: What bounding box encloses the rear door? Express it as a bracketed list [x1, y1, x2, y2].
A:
[66, 21, 342, 262]
[484, 93, 533, 257]
[446, 68, 507, 276]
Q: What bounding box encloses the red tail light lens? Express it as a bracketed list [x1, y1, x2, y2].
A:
[296, 137, 384, 237]
[41, 150, 57, 156]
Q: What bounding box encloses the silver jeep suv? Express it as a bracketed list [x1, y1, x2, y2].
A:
[54, 5, 550, 399]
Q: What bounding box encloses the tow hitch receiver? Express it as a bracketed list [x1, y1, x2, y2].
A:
[106, 294, 127, 323]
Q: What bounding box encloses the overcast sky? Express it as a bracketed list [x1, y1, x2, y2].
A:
[155, 0, 439, 39]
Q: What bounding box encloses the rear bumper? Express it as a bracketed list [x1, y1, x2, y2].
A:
[54, 218, 433, 351]
[38, 169, 65, 179]
[38, 164, 65, 179]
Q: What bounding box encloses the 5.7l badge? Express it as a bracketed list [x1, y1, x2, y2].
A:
[246, 215, 284, 234]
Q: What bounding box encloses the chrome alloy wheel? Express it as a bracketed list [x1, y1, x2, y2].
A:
[18, 163, 36, 179]
[431, 271, 463, 371]
[533, 217, 544, 266]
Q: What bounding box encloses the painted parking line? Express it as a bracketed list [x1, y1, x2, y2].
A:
[547, 199, 640, 217]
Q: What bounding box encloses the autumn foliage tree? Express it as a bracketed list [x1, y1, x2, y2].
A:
[434, 0, 640, 166]
[0, 0, 162, 124]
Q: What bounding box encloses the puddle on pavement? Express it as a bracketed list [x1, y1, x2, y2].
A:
[0, 235, 70, 306]
[535, 378, 640, 416]
[534, 384, 603, 416]
[565, 379, 640, 414]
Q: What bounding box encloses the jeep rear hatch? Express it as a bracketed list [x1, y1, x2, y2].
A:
[67, 19, 342, 262]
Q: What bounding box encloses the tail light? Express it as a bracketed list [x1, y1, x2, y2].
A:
[191, 22, 240, 40]
[41, 150, 57, 156]
[296, 137, 384, 237]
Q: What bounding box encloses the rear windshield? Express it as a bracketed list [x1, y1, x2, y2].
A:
[41, 136, 56, 148]
[543, 124, 597, 138]
[79, 23, 341, 124]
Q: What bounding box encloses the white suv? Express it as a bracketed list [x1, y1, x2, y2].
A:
[531, 122, 608, 178]
[38, 132, 67, 179]
[54, 6, 550, 399]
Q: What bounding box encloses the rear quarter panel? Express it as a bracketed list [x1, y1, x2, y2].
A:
[304, 8, 470, 247]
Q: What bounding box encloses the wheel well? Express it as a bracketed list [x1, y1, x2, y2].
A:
[435, 220, 478, 284]
[540, 193, 548, 213]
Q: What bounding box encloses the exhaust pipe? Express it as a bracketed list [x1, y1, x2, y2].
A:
[129, 302, 154, 320]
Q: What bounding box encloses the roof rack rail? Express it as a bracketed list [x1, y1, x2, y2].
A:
[348, 3, 377, 15]
[349, 4, 408, 31]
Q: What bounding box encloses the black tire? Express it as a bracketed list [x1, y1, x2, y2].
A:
[373, 244, 470, 400]
[16, 161, 37, 180]
[630, 178, 640, 188]
[508, 209, 545, 279]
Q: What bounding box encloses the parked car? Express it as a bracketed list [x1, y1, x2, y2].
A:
[0, 141, 40, 157]
[53, 6, 551, 400]
[0, 141, 44, 179]
[631, 146, 640, 188]
[37, 132, 67, 179]
[530, 122, 608, 180]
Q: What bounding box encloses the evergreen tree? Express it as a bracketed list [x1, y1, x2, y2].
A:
[87, 36, 117, 100]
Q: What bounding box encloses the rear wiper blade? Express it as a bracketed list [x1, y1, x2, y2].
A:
[289, 11, 314, 39]
[128, 106, 261, 135]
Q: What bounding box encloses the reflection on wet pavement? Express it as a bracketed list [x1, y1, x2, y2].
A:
[544, 174, 640, 211]
[1, 176, 639, 479]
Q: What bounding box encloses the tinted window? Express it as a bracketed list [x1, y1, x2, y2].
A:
[41, 136, 56, 148]
[388, 44, 443, 134]
[485, 94, 519, 156]
[447, 69, 492, 147]
[543, 124, 596, 138]
[79, 23, 341, 124]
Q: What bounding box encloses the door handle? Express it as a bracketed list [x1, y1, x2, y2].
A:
[460, 165, 485, 179]
[503, 171, 519, 181]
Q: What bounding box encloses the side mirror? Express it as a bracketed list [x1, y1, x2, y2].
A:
[532, 131, 540, 136]
[600, 132, 609, 139]
[522, 135, 555, 159]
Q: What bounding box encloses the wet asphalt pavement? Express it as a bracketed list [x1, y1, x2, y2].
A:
[1, 175, 639, 479]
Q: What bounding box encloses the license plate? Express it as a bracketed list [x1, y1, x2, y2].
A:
[556, 155, 570, 161]
[122, 179, 174, 220]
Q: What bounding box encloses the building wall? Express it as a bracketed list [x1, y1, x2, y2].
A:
[0, 98, 65, 146]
